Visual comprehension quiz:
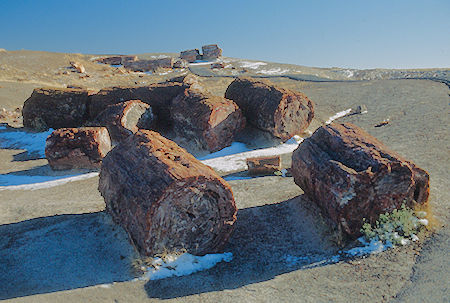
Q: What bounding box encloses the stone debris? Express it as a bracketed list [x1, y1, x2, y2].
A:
[173, 58, 188, 68]
[211, 62, 225, 69]
[45, 127, 112, 170]
[98, 130, 238, 256]
[171, 88, 245, 152]
[92, 100, 154, 143]
[180, 49, 200, 63]
[375, 119, 390, 127]
[225, 77, 315, 141]
[123, 57, 174, 72]
[70, 61, 85, 73]
[22, 87, 89, 131]
[246, 155, 281, 175]
[202, 44, 222, 60]
[291, 123, 430, 237]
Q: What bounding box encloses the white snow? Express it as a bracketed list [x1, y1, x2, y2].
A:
[342, 69, 355, 78]
[255, 68, 290, 75]
[200, 136, 303, 174]
[0, 128, 53, 157]
[140, 252, 233, 281]
[189, 59, 220, 66]
[239, 61, 267, 69]
[157, 70, 173, 75]
[418, 218, 429, 226]
[0, 172, 99, 191]
[325, 108, 352, 124]
[344, 237, 391, 257]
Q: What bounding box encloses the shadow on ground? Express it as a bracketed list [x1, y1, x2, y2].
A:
[0, 190, 339, 300]
[0, 212, 137, 300]
[145, 194, 339, 299]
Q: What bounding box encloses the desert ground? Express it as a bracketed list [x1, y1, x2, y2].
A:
[0, 49, 448, 302]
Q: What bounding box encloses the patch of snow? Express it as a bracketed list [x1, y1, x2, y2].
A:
[140, 252, 233, 281]
[255, 68, 290, 75]
[239, 61, 267, 69]
[150, 55, 169, 59]
[411, 234, 419, 242]
[343, 69, 355, 78]
[0, 128, 53, 157]
[325, 108, 352, 124]
[418, 218, 429, 226]
[344, 237, 392, 257]
[157, 70, 174, 75]
[201, 136, 303, 174]
[0, 172, 99, 191]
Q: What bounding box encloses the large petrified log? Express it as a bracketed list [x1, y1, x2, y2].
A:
[291, 123, 430, 237]
[98, 130, 238, 256]
[92, 100, 154, 143]
[225, 77, 315, 141]
[23, 88, 89, 131]
[45, 127, 112, 170]
[96, 55, 137, 65]
[202, 44, 222, 60]
[88, 82, 188, 128]
[180, 49, 200, 63]
[171, 89, 245, 152]
[123, 57, 174, 72]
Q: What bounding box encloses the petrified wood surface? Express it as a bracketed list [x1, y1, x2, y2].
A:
[202, 44, 222, 60]
[291, 122, 430, 237]
[247, 155, 281, 175]
[22, 87, 89, 131]
[123, 58, 174, 72]
[225, 77, 315, 141]
[180, 49, 200, 63]
[98, 130, 238, 256]
[88, 82, 187, 128]
[45, 127, 112, 170]
[92, 100, 154, 143]
[171, 89, 245, 152]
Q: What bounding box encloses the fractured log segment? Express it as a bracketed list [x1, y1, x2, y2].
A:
[45, 127, 112, 170]
[225, 77, 315, 141]
[291, 123, 430, 238]
[92, 100, 154, 143]
[171, 89, 245, 152]
[22, 87, 89, 131]
[88, 82, 188, 128]
[98, 130, 238, 256]
[247, 155, 281, 175]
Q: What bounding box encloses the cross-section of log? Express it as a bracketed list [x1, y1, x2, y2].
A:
[45, 127, 112, 170]
[92, 100, 154, 143]
[247, 155, 281, 175]
[23, 88, 89, 131]
[98, 130, 238, 256]
[225, 77, 315, 141]
[171, 89, 245, 152]
[88, 82, 188, 129]
[291, 123, 430, 238]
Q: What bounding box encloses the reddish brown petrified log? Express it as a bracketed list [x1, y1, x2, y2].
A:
[247, 155, 281, 175]
[291, 123, 430, 237]
[22, 88, 89, 131]
[123, 57, 174, 72]
[92, 100, 154, 143]
[171, 89, 245, 152]
[225, 77, 315, 141]
[202, 44, 222, 60]
[180, 49, 200, 63]
[98, 130, 238, 256]
[88, 82, 188, 128]
[45, 127, 112, 170]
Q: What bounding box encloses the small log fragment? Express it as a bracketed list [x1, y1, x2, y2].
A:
[92, 100, 154, 143]
[22, 87, 89, 131]
[98, 130, 238, 256]
[171, 89, 245, 152]
[291, 123, 430, 238]
[45, 127, 111, 170]
[225, 77, 315, 141]
[246, 155, 281, 175]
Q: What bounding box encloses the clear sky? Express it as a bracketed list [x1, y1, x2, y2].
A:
[1, 0, 449, 69]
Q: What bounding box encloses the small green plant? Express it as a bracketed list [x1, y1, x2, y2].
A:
[361, 204, 429, 246]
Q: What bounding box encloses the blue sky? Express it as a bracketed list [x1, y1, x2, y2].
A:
[1, 0, 449, 69]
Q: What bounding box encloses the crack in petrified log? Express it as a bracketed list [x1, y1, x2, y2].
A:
[98, 130, 237, 256]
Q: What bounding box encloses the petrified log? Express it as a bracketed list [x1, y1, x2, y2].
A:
[247, 155, 281, 175]
[88, 82, 188, 128]
[180, 49, 200, 63]
[225, 77, 315, 141]
[23, 87, 89, 131]
[173, 58, 188, 68]
[123, 58, 174, 72]
[96, 55, 137, 65]
[92, 100, 154, 143]
[98, 130, 238, 256]
[202, 44, 222, 60]
[291, 123, 430, 237]
[45, 127, 112, 170]
[171, 89, 245, 152]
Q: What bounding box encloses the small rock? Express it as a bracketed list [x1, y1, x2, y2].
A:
[247, 156, 281, 175]
[202, 44, 222, 60]
[70, 61, 85, 73]
[353, 104, 368, 114]
[375, 119, 390, 127]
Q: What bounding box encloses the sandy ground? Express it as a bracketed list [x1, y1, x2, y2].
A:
[0, 50, 448, 302]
